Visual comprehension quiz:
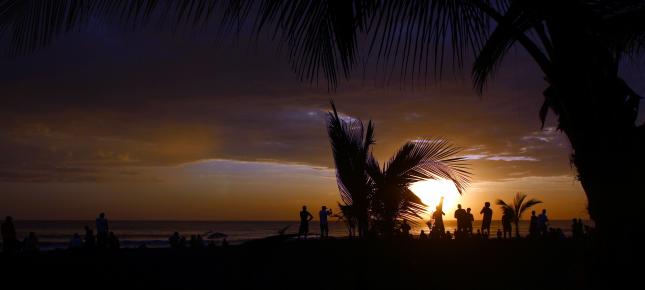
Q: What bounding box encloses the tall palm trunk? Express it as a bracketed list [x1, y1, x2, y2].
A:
[546, 22, 645, 243]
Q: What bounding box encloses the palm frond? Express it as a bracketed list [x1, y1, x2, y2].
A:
[386, 139, 471, 193]
[367, 0, 490, 82]
[519, 198, 542, 215]
[472, 1, 544, 92]
[252, 0, 373, 88]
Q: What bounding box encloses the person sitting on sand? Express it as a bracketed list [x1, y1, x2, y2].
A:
[480, 202, 493, 238]
[319, 206, 332, 239]
[222, 238, 229, 247]
[96, 213, 109, 248]
[419, 230, 428, 240]
[496, 228, 503, 239]
[84, 226, 95, 248]
[1, 216, 18, 253]
[400, 220, 411, 237]
[298, 205, 314, 239]
[169, 232, 181, 249]
[69, 233, 83, 249]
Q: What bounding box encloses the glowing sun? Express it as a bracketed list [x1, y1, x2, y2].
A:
[409, 179, 462, 219]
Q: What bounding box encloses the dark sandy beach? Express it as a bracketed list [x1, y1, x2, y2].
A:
[0, 238, 592, 290]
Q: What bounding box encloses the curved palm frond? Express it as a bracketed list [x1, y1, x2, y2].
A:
[326, 101, 374, 237]
[369, 138, 470, 234]
[367, 0, 490, 82]
[252, 0, 373, 88]
[472, 1, 546, 92]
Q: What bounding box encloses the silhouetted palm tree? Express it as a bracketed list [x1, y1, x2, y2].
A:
[496, 193, 542, 238]
[367, 139, 470, 236]
[3, 0, 645, 243]
[327, 103, 470, 237]
[326, 102, 374, 238]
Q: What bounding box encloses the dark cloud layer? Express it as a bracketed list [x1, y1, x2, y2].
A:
[0, 27, 642, 190]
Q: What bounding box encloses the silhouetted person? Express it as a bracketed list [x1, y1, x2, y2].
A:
[432, 197, 446, 238]
[400, 220, 411, 237]
[69, 233, 83, 249]
[84, 226, 95, 248]
[496, 228, 503, 239]
[298, 205, 314, 239]
[465, 208, 474, 236]
[319, 206, 332, 239]
[480, 202, 493, 238]
[221, 238, 229, 247]
[22, 232, 39, 253]
[96, 213, 109, 248]
[537, 209, 549, 236]
[445, 230, 453, 240]
[419, 230, 428, 240]
[1, 216, 18, 253]
[169, 232, 181, 249]
[454, 204, 467, 234]
[501, 211, 512, 239]
[529, 211, 538, 237]
[108, 232, 120, 250]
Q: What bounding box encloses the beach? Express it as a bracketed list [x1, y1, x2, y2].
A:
[10, 220, 585, 250]
[0, 237, 591, 290]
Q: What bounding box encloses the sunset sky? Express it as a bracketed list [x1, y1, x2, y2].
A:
[2, 26, 644, 221]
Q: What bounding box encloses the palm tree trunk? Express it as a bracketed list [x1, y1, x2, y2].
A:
[547, 72, 645, 286]
[514, 220, 520, 238]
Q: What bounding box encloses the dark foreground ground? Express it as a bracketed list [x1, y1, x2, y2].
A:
[0, 238, 595, 290]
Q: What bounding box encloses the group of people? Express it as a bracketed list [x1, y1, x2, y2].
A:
[297, 205, 332, 239]
[525, 209, 551, 238]
[70, 213, 121, 250]
[422, 199, 495, 240]
[1, 216, 39, 253]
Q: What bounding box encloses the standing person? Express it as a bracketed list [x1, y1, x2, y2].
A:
[529, 211, 538, 237]
[537, 209, 549, 237]
[319, 206, 332, 239]
[95, 213, 109, 247]
[1, 216, 18, 253]
[69, 233, 83, 249]
[298, 206, 314, 239]
[501, 210, 513, 239]
[465, 208, 475, 236]
[480, 202, 493, 238]
[454, 204, 466, 234]
[432, 197, 446, 238]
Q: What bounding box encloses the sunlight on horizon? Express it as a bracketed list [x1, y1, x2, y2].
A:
[410, 179, 462, 220]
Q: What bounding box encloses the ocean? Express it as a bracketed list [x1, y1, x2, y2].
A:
[11, 220, 587, 251]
